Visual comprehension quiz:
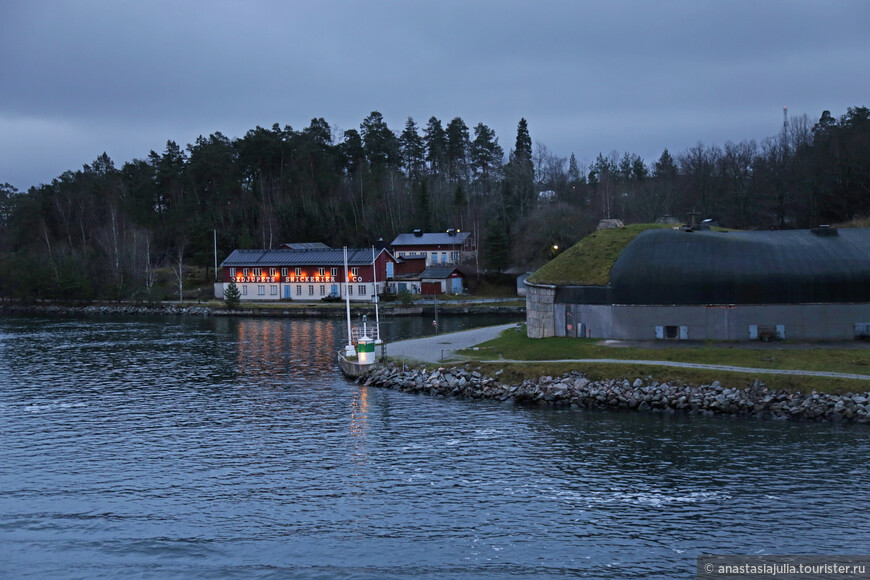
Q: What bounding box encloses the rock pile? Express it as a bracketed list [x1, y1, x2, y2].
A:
[362, 364, 870, 423]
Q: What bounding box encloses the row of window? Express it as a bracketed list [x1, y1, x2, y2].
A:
[240, 285, 279, 296]
[230, 267, 356, 277]
[237, 284, 368, 297]
[399, 251, 459, 264]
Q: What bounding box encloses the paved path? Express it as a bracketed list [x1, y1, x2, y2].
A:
[384, 323, 519, 364]
[382, 323, 870, 380]
[482, 358, 870, 380]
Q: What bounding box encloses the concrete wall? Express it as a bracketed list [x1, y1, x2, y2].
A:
[525, 283, 557, 338]
[549, 302, 870, 341]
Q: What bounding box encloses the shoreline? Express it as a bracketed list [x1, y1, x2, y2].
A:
[0, 302, 525, 319]
[361, 363, 870, 423]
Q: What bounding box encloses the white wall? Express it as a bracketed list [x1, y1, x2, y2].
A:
[215, 282, 384, 302]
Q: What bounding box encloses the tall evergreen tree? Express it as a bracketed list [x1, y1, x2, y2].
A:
[445, 117, 470, 181]
[360, 111, 397, 171]
[514, 118, 532, 164]
[424, 116, 447, 175]
[471, 122, 503, 193]
[399, 117, 426, 180]
[505, 118, 535, 218]
[567, 153, 582, 184]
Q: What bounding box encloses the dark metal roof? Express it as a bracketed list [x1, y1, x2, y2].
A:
[420, 267, 461, 279]
[221, 248, 388, 267]
[605, 227, 870, 305]
[282, 242, 330, 250]
[391, 232, 470, 246]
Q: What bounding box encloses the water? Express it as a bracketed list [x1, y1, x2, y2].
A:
[1, 315, 868, 579]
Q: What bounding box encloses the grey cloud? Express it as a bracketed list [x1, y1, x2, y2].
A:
[2, 0, 869, 190]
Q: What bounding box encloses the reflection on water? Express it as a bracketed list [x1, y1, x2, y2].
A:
[234, 318, 338, 380]
[0, 314, 868, 579]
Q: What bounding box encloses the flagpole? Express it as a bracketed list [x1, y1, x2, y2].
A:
[344, 246, 355, 356]
[371, 246, 381, 344]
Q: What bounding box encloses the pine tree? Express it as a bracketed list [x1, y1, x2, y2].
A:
[399, 117, 425, 179]
[485, 217, 510, 274]
[424, 117, 447, 174]
[506, 118, 535, 218]
[224, 280, 241, 309]
[568, 153, 582, 184]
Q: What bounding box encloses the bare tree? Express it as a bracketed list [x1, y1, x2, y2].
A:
[171, 240, 186, 302]
[134, 228, 160, 298]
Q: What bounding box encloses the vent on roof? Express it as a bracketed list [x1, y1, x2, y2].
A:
[413, 229, 423, 237]
[811, 225, 838, 237]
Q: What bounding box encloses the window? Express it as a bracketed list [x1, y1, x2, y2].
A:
[348, 286, 353, 295]
[258, 285, 265, 295]
[451, 252, 458, 262]
[254, 268, 262, 276]
[351, 267, 358, 276]
[309, 285, 314, 295]
[295, 268, 302, 277]
[281, 267, 288, 276]
[270, 285, 278, 295]
[296, 285, 302, 296]
[331, 267, 337, 277]
[320, 285, 325, 295]
[269, 268, 277, 277]
[441, 252, 447, 263]
[242, 285, 248, 295]
[229, 268, 236, 277]
[359, 285, 366, 295]
[243, 268, 250, 277]
[318, 267, 325, 276]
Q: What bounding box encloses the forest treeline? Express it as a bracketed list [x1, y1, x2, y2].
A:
[1, 107, 869, 301]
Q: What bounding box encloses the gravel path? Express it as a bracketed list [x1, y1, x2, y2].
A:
[384, 323, 519, 363]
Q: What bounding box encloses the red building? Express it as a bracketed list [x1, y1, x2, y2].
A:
[216, 248, 396, 302]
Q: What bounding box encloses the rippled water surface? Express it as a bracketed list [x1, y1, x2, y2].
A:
[1, 315, 869, 579]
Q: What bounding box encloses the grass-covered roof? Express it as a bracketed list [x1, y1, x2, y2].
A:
[527, 223, 673, 286]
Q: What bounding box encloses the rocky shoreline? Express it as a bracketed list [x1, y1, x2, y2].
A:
[0, 303, 213, 317]
[0, 302, 523, 318]
[361, 363, 870, 423]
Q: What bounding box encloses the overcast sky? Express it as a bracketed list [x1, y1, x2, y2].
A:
[2, 0, 869, 191]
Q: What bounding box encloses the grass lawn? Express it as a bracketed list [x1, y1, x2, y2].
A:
[457, 326, 870, 394]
